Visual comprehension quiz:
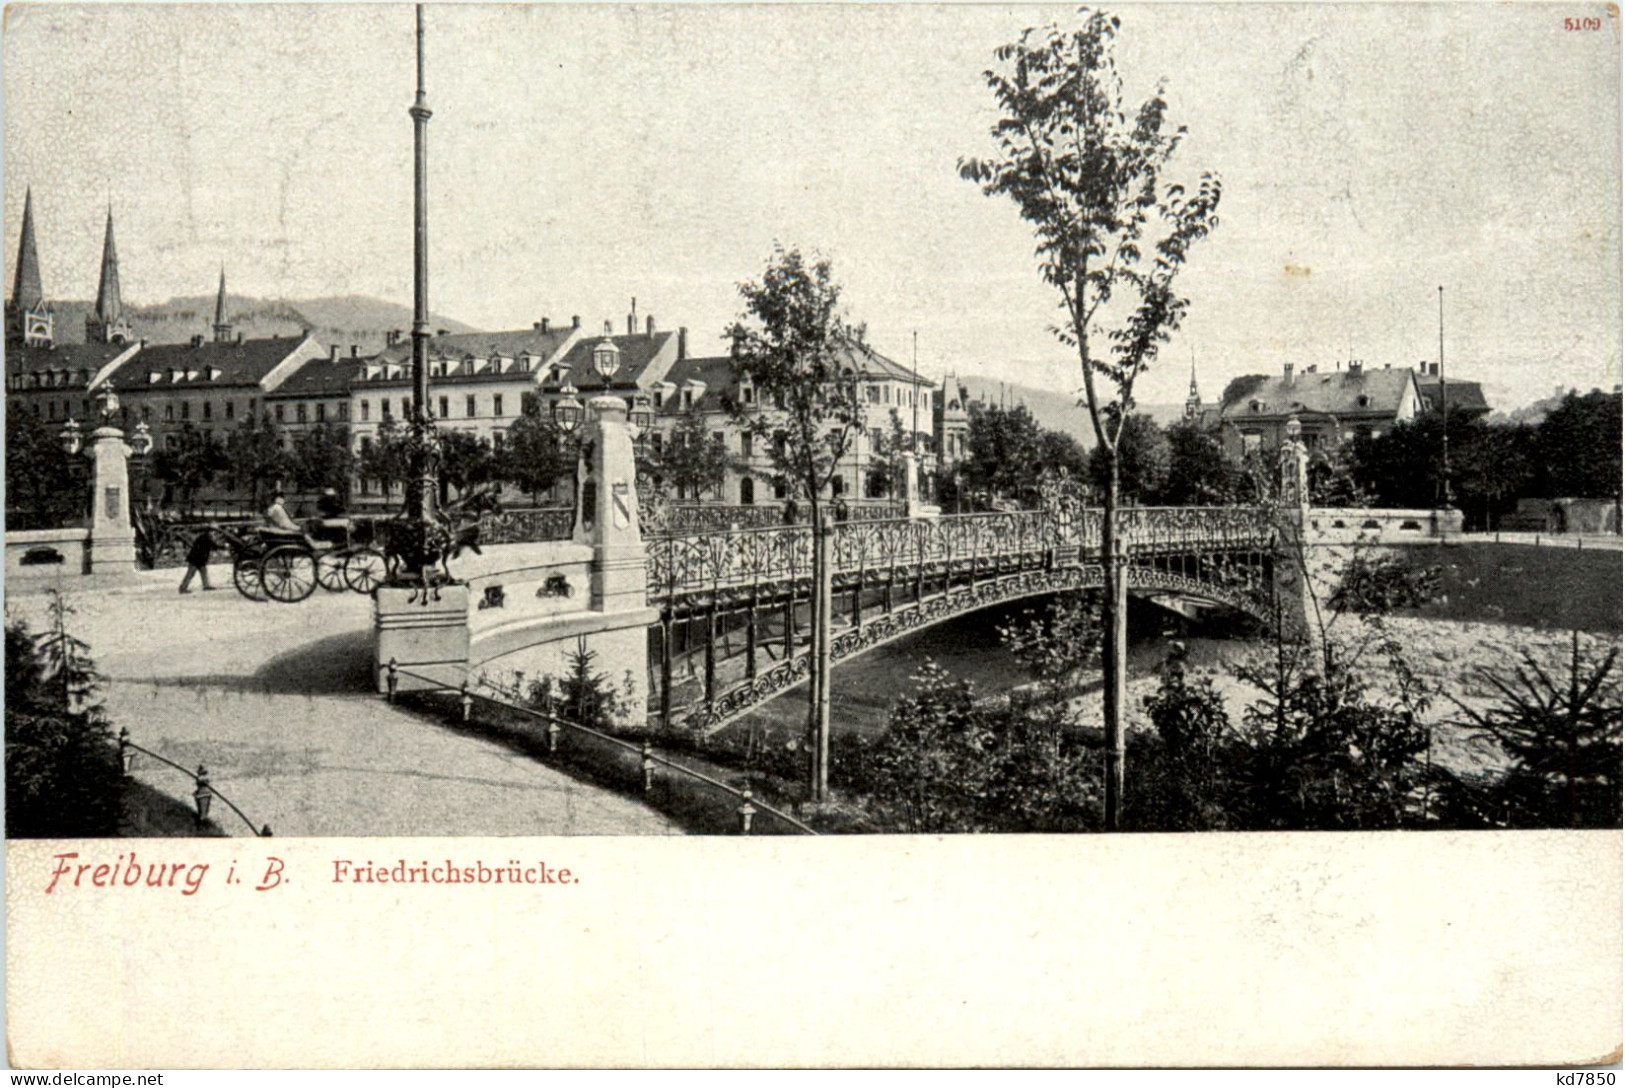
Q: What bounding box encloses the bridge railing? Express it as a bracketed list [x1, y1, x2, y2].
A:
[647, 506, 1278, 598]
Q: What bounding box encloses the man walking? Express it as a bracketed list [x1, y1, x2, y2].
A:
[178, 526, 218, 593]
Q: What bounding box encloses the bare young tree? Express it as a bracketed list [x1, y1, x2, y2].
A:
[961, 9, 1221, 828]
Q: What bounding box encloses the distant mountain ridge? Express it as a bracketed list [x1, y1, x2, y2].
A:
[38, 294, 477, 353]
[956, 376, 1187, 450]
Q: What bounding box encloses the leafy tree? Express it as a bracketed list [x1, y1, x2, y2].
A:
[1159, 417, 1233, 506]
[290, 422, 356, 496]
[961, 8, 1222, 827]
[1534, 390, 1622, 500]
[357, 418, 414, 504]
[962, 403, 1046, 503]
[435, 428, 496, 502]
[153, 423, 227, 511]
[726, 245, 871, 801]
[1130, 643, 1233, 830]
[497, 410, 576, 506]
[998, 591, 1103, 693]
[1329, 552, 1441, 615]
[1218, 374, 1269, 409]
[656, 410, 732, 501]
[1088, 411, 1169, 503]
[6, 594, 123, 838]
[864, 409, 913, 499]
[1450, 634, 1621, 829]
[224, 414, 293, 509]
[5, 404, 82, 529]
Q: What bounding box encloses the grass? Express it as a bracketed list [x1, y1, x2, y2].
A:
[1390, 541, 1621, 634]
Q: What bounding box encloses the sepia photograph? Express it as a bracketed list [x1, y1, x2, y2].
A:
[3, 1, 1620, 1069]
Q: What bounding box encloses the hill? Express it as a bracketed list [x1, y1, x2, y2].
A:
[42, 294, 476, 353]
[956, 376, 1187, 449]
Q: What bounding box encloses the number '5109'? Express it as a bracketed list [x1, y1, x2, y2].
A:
[1565, 15, 1602, 30]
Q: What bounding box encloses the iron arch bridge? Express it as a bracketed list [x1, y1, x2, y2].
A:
[644, 508, 1280, 737]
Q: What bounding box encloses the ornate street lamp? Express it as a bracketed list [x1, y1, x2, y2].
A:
[95, 383, 120, 421]
[130, 421, 153, 458]
[591, 336, 620, 387]
[58, 418, 82, 455]
[193, 764, 213, 825]
[628, 394, 654, 439]
[553, 382, 584, 435]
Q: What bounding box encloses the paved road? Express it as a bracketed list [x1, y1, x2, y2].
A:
[5, 567, 680, 836]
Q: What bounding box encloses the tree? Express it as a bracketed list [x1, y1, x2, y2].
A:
[290, 423, 356, 497]
[864, 409, 912, 499]
[152, 423, 227, 511]
[727, 245, 870, 801]
[657, 410, 732, 501]
[4, 404, 82, 529]
[1131, 643, 1233, 830]
[6, 594, 123, 838]
[1450, 634, 1621, 829]
[962, 403, 1045, 503]
[1159, 417, 1232, 506]
[1534, 390, 1622, 500]
[356, 419, 414, 505]
[224, 414, 293, 509]
[1088, 411, 1169, 503]
[962, 8, 1222, 827]
[497, 410, 576, 506]
[435, 428, 496, 503]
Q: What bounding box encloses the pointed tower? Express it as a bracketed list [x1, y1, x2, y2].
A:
[86, 206, 132, 345]
[1184, 353, 1202, 420]
[8, 187, 53, 346]
[213, 265, 233, 342]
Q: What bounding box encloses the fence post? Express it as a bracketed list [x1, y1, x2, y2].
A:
[546, 719, 561, 754]
[460, 681, 473, 722]
[641, 740, 655, 793]
[385, 658, 399, 702]
[192, 765, 212, 825]
[737, 789, 757, 834]
[118, 726, 135, 775]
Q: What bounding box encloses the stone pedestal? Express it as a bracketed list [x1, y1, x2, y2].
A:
[583, 395, 647, 613]
[87, 426, 136, 577]
[902, 451, 922, 518]
[1275, 418, 1321, 653]
[374, 583, 471, 693]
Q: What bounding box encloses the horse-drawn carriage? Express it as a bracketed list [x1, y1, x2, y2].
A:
[215, 518, 388, 603]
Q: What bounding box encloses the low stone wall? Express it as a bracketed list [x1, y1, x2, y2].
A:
[455, 541, 596, 639]
[1307, 507, 1462, 545]
[5, 528, 90, 579]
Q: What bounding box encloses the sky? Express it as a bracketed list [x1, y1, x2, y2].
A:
[4, 3, 1620, 410]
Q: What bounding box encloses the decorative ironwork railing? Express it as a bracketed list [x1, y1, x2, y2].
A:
[646, 506, 1276, 599]
[644, 500, 907, 537]
[476, 506, 575, 546]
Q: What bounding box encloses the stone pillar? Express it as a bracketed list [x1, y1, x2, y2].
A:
[1274, 417, 1321, 652]
[87, 426, 136, 577]
[583, 396, 646, 613]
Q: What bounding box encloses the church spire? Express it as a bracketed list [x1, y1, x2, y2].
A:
[213, 265, 233, 342]
[1184, 349, 1202, 420]
[86, 205, 132, 344]
[12, 186, 44, 310]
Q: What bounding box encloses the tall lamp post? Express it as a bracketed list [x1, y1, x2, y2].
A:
[408, 3, 438, 530]
[1438, 285, 1452, 509]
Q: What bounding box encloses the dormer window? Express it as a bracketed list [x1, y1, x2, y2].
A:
[681, 389, 694, 410]
[741, 384, 756, 405]
[653, 390, 664, 408]
[1249, 400, 1262, 413]
[207, 367, 222, 381]
[1356, 394, 1370, 408]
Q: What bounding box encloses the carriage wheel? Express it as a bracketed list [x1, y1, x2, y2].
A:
[260, 546, 318, 604]
[344, 548, 387, 594]
[315, 550, 348, 592]
[233, 557, 266, 602]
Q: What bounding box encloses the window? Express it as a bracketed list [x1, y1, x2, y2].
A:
[360, 436, 373, 453]
[164, 404, 175, 422]
[493, 394, 503, 417]
[1241, 431, 1262, 453]
[740, 477, 755, 505]
[651, 433, 664, 454]
[742, 385, 756, 405]
[225, 401, 235, 421]
[653, 390, 664, 408]
[866, 386, 879, 404]
[248, 399, 257, 418]
[400, 399, 409, 420]
[712, 431, 725, 448]
[181, 401, 191, 421]
[142, 405, 152, 422]
[81, 398, 90, 417]
[831, 476, 845, 496]
[203, 401, 213, 421]
[681, 390, 694, 410]
[520, 392, 537, 416]
[439, 396, 449, 420]
[361, 400, 370, 422]
[466, 395, 477, 418]
[493, 432, 505, 452]
[275, 404, 285, 422]
[338, 402, 349, 421]
[47, 401, 58, 421]
[382, 400, 392, 420]
[870, 428, 883, 452]
[296, 403, 308, 424]
[741, 433, 753, 457]
[317, 403, 327, 423]
[773, 477, 786, 500]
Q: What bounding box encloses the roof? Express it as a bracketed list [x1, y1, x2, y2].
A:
[110, 336, 311, 390]
[358, 325, 578, 389]
[265, 357, 365, 400]
[545, 330, 675, 389]
[837, 341, 935, 385]
[654, 355, 737, 414]
[6, 340, 133, 383]
[1218, 366, 1417, 421]
[1417, 378, 1490, 415]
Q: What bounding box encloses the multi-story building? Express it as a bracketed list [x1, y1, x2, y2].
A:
[1217, 360, 1427, 457]
[649, 340, 941, 506]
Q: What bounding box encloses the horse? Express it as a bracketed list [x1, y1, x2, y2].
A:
[379, 485, 504, 599]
